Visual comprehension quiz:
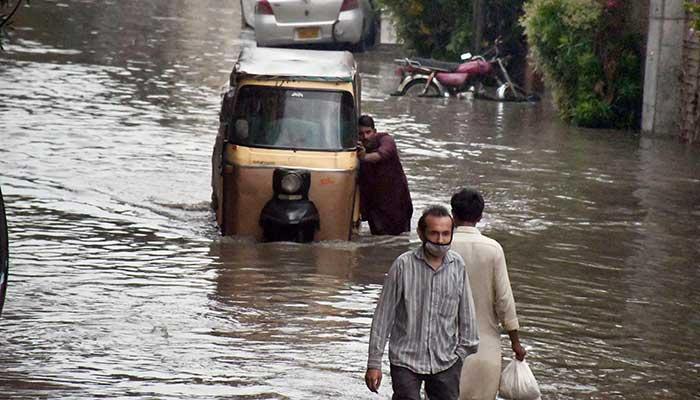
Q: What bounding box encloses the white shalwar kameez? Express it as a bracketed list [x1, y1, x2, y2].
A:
[452, 226, 520, 400]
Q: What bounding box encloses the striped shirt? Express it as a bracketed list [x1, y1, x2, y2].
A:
[367, 246, 479, 374]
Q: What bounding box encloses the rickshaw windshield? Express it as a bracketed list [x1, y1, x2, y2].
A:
[229, 86, 357, 151]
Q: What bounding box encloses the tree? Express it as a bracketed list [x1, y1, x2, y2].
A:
[522, 0, 642, 129]
[378, 0, 528, 82]
[0, 0, 27, 50]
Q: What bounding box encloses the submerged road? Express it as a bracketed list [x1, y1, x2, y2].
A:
[0, 1, 699, 398]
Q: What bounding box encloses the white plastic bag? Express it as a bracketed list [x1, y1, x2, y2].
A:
[499, 358, 541, 400]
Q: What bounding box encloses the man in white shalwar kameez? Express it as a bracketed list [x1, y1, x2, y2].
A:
[450, 188, 528, 400]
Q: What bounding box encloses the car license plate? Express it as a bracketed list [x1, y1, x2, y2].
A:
[296, 27, 320, 40]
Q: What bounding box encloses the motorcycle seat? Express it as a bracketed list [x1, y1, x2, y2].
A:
[411, 57, 461, 72]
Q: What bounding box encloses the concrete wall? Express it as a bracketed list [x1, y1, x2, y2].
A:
[680, 31, 700, 143]
[642, 0, 685, 135]
[379, 10, 399, 45]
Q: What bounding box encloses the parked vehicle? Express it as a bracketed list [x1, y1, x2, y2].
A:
[391, 39, 537, 101]
[254, 0, 378, 52]
[211, 47, 362, 242]
[241, 0, 256, 28]
[0, 186, 8, 317]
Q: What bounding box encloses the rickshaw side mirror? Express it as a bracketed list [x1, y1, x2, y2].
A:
[234, 119, 249, 140]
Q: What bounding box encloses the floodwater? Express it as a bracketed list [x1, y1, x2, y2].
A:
[1, 1, 699, 399]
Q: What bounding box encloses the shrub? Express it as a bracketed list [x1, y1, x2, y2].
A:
[687, 1, 700, 31]
[522, 0, 642, 129]
[377, 0, 472, 58]
[378, 0, 526, 61]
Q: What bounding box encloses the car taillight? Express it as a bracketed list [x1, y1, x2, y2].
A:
[340, 0, 359, 11]
[256, 0, 274, 15]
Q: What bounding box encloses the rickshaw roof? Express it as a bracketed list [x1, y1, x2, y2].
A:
[233, 47, 357, 83]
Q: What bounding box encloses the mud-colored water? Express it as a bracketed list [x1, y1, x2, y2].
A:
[1, 1, 699, 398]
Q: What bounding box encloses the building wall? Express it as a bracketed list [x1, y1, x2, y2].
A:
[379, 10, 399, 45]
[642, 0, 685, 136]
[681, 30, 700, 143]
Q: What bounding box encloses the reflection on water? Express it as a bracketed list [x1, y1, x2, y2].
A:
[1, 1, 700, 399]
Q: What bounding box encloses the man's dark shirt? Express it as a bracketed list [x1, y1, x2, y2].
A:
[358, 132, 413, 235]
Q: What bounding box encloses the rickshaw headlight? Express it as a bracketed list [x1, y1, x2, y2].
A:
[272, 168, 311, 200]
[280, 173, 303, 194]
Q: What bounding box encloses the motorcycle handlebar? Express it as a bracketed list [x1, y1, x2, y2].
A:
[460, 45, 501, 62]
[395, 38, 505, 66]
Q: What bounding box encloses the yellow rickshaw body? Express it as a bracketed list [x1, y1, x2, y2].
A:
[211, 48, 361, 242]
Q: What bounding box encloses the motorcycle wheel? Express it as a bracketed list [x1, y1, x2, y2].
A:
[496, 83, 540, 102]
[402, 80, 441, 97]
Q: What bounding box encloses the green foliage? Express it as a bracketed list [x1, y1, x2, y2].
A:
[522, 0, 642, 129]
[378, 0, 472, 58]
[686, 2, 700, 31]
[445, 13, 473, 57]
[572, 96, 613, 127]
[378, 0, 526, 60]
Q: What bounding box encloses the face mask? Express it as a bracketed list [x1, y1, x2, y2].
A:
[423, 240, 451, 258]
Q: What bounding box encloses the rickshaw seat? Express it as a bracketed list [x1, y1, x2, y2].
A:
[274, 118, 322, 148]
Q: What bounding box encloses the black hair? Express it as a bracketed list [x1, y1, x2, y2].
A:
[417, 205, 452, 234]
[450, 188, 484, 222]
[358, 115, 375, 129]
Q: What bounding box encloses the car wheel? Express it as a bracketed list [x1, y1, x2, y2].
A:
[240, 0, 246, 29]
[240, 0, 255, 29]
[352, 21, 367, 53]
[365, 17, 378, 48]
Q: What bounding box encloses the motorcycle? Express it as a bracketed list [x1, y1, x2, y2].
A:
[391, 39, 538, 102]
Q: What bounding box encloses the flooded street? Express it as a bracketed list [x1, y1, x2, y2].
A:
[1, 1, 699, 398]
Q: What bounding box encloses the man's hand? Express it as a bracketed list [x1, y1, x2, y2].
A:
[508, 330, 527, 361]
[512, 341, 527, 361]
[364, 368, 382, 393]
[356, 142, 366, 160]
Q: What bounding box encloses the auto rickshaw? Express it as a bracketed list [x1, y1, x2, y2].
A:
[211, 47, 361, 242]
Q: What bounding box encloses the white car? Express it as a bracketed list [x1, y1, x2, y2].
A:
[240, 0, 256, 28]
[253, 0, 378, 52]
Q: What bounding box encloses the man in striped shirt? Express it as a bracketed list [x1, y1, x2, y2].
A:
[365, 205, 479, 400]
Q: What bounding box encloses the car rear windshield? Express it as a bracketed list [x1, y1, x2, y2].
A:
[229, 86, 357, 151]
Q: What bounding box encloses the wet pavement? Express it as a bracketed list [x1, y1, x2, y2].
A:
[1, 1, 699, 399]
